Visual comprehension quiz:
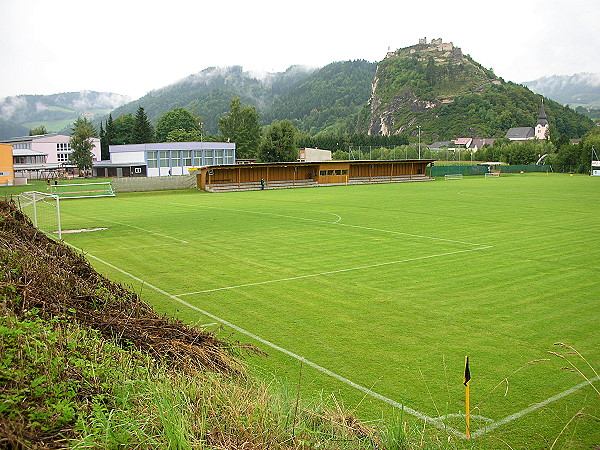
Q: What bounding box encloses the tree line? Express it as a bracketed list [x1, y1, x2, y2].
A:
[68, 96, 600, 174]
[97, 98, 299, 163]
[326, 129, 600, 174]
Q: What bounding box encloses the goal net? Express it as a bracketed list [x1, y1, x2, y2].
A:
[16, 191, 62, 240]
[485, 172, 500, 178]
[49, 182, 115, 199]
[444, 174, 463, 180]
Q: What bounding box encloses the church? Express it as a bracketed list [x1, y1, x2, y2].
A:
[505, 102, 549, 141]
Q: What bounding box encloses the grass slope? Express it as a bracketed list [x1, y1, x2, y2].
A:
[1, 200, 385, 448]
[48, 173, 600, 448]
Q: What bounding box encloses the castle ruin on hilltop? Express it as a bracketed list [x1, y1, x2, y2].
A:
[386, 38, 462, 59]
[418, 37, 455, 52]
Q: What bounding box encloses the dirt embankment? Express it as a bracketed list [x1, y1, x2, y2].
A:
[0, 199, 261, 375]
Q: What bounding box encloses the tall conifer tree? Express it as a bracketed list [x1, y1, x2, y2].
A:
[69, 117, 97, 172]
[218, 97, 262, 159]
[101, 114, 115, 160]
[132, 106, 155, 144]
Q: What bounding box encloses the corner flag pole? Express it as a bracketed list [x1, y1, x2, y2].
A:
[464, 356, 471, 439]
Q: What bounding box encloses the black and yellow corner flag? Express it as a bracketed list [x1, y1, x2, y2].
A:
[463, 356, 471, 386]
[464, 356, 471, 439]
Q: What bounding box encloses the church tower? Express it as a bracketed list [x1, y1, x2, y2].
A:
[535, 100, 549, 140]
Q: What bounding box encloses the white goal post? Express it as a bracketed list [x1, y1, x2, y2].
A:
[444, 174, 463, 180]
[16, 191, 62, 240]
[49, 182, 115, 199]
[485, 172, 500, 178]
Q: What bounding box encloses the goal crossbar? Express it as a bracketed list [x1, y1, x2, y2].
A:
[445, 174, 463, 180]
[50, 182, 115, 199]
[17, 191, 62, 240]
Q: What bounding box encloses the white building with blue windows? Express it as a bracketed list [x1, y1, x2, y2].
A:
[93, 142, 236, 178]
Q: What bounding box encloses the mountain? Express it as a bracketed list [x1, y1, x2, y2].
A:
[522, 73, 600, 108]
[264, 60, 376, 134]
[107, 61, 375, 135]
[361, 40, 594, 141]
[107, 65, 316, 135]
[2, 45, 595, 142]
[0, 119, 28, 140]
[0, 91, 131, 139]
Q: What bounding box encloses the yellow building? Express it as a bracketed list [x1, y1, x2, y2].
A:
[0, 143, 15, 185]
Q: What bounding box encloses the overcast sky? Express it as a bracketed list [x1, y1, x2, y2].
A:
[0, 0, 598, 100]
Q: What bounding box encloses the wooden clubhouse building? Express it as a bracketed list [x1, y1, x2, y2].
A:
[191, 159, 434, 192]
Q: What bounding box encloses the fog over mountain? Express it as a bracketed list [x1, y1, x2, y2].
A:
[523, 73, 600, 108]
[0, 91, 131, 138]
[0, 91, 131, 122]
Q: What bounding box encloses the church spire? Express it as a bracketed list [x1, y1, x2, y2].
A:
[537, 99, 548, 127]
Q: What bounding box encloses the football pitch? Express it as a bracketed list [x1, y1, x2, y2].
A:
[55, 173, 599, 447]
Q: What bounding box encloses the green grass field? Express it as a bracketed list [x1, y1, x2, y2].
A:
[25, 173, 600, 447]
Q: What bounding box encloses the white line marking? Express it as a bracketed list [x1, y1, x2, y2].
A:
[324, 212, 342, 223]
[169, 203, 486, 247]
[434, 413, 495, 423]
[65, 241, 599, 440]
[68, 201, 597, 438]
[199, 322, 218, 327]
[63, 242, 466, 440]
[470, 376, 600, 439]
[92, 243, 186, 252]
[336, 222, 485, 247]
[90, 216, 189, 244]
[175, 246, 493, 297]
[61, 227, 108, 234]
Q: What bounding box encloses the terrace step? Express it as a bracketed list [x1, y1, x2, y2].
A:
[347, 175, 433, 184]
[206, 179, 318, 192]
[205, 176, 433, 192]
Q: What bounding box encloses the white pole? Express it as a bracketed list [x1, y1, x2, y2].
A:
[55, 195, 62, 240]
[33, 191, 38, 227]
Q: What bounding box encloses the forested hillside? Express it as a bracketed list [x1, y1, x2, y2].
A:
[415, 83, 592, 140]
[264, 60, 376, 135]
[0, 91, 129, 138]
[107, 62, 375, 135]
[108, 65, 318, 134]
[0, 119, 28, 140]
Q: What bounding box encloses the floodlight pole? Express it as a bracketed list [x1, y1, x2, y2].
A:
[199, 120, 204, 167]
[417, 126, 421, 160]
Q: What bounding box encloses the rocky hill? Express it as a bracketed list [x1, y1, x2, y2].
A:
[360, 39, 594, 141]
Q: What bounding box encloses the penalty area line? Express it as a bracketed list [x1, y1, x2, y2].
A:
[89, 216, 189, 244]
[170, 202, 486, 247]
[65, 243, 466, 440]
[175, 246, 493, 297]
[63, 242, 598, 440]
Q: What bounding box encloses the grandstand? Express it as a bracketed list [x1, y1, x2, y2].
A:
[191, 160, 434, 192]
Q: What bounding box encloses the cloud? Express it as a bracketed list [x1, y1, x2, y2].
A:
[35, 102, 48, 112]
[525, 73, 600, 94]
[573, 73, 600, 87]
[0, 96, 27, 120]
[68, 91, 131, 111]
